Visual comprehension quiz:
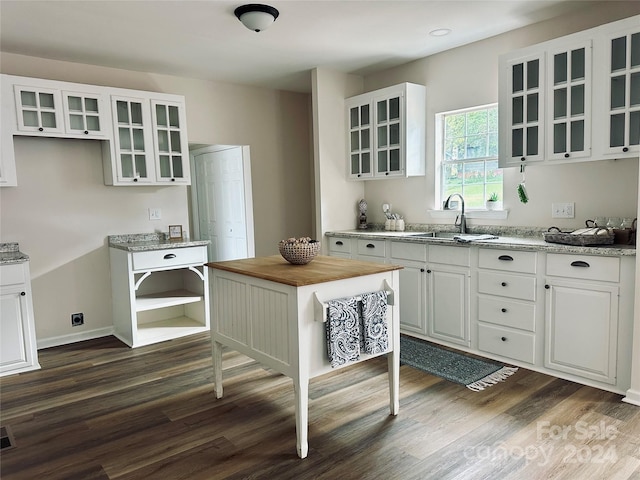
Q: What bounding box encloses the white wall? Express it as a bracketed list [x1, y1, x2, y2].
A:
[358, 2, 640, 228]
[0, 53, 312, 344]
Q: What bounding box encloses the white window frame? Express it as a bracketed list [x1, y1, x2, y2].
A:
[435, 103, 506, 218]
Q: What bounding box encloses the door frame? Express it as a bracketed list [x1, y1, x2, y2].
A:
[189, 144, 255, 258]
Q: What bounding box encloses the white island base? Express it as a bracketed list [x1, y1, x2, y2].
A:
[207, 255, 402, 458]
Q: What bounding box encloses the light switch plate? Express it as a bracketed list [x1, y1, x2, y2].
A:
[551, 202, 574, 218]
[149, 208, 162, 220]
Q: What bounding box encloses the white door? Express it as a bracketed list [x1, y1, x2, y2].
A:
[191, 146, 255, 262]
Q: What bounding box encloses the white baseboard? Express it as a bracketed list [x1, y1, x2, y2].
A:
[37, 327, 115, 350]
[623, 389, 640, 407]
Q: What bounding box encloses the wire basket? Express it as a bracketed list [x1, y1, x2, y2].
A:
[543, 227, 615, 246]
[278, 239, 320, 264]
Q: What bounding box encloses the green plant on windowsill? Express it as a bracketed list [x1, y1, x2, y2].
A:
[486, 192, 499, 210]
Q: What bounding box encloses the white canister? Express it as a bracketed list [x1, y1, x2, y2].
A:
[396, 219, 405, 231]
[389, 219, 396, 231]
[385, 219, 392, 231]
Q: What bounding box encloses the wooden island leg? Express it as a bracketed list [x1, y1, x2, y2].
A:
[293, 378, 309, 458]
[388, 348, 400, 415]
[212, 339, 224, 399]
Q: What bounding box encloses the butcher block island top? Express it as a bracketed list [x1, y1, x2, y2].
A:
[206, 254, 402, 287]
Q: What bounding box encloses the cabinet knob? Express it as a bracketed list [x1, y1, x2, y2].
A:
[623, 147, 629, 153]
[564, 153, 570, 158]
[385, 172, 389, 176]
[501, 308, 507, 313]
[171, 178, 176, 182]
[133, 178, 138, 182]
[84, 130, 89, 135]
[20, 291, 26, 296]
[420, 268, 425, 272]
[163, 253, 177, 259]
[501, 336, 507, 342]
[501, 282, 507, 287]
[521, 157, 525, 161]
[427, 269, 432, 274]
[38, 127, 44, 132]
[545, 284, 550, 289]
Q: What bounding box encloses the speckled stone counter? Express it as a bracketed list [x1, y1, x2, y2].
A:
[108, 233, 210, 252]
[326, 225, 636, 257]
[0, 242, 30, 265]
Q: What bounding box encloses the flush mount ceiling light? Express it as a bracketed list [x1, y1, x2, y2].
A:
[234, 4, 279, 32]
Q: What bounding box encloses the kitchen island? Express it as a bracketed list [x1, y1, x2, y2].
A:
[206, 255, 402, 458]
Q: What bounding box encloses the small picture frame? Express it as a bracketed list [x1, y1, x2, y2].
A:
[168, 225, 183, 241]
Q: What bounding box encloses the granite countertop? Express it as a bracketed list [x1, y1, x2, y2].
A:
[108, 233, 210, 252]
[326, 226, 637, 257]
[0, 242, 30, 265]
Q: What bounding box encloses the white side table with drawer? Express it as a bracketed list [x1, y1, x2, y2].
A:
[109, 237, 210, 348]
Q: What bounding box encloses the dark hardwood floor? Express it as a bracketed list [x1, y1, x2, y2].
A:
[1, 332, 639, 479]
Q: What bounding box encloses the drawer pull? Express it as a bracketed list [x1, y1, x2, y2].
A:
[335, 241, 343, 246]
[366, 244, 375, 248]
[498, 255, 514, 261]
[501, 282, 507, 287]
[501, 336, 507, 342]
[163, 253, 177, 260]
[570, 260, 590, 268]
[501, 308, 507, 313]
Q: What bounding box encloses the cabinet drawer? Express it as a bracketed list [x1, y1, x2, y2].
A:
[478, 271, 536, 301]
[546, 254, 620, 282]
[357, 239, 386, 258]
[0, 264, 25, 286]
[478, 248, 537, 274]
[478, 323, 535, 364]
[478, 296, 535, 332]
[391, 242, 426, 262]
[328, 237, 351, 254]
[132, 247, 207, 271]
[428, 245, 470, 267]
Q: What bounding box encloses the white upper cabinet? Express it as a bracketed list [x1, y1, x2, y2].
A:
[1, 74, 191, 187]
[546, 41, 592, 161]
[500, 52, 545, 166]
[346, 82, 425, 180]
[499, 15, 639, 167]
[595, 21, 640, 159]
[13, 85, 64, 134]
[151, 100, 190, 184]
[61, 90, 109, 138]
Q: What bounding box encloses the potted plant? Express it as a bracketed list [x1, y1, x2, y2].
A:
[486, 192, 499, 210]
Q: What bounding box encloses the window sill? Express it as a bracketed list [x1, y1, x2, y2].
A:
[428, 209, 509, 220]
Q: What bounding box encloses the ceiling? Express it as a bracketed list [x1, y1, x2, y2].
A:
[1, 0, 594, 93]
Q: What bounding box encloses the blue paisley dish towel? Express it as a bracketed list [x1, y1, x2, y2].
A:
[361, 291, 388, 354]
[326, 296, 361, 368]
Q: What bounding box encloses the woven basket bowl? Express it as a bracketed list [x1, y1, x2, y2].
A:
[278, 240, 320, 265]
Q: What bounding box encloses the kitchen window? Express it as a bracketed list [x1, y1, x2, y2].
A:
[436, 104, 502, 209]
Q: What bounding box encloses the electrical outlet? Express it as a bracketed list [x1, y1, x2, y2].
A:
[71, 313, 84, 326]
[552, 202, 575, 218]
[149, 208, 162, 220]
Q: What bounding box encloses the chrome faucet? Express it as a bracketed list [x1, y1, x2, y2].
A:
[445, 193, 466, 234]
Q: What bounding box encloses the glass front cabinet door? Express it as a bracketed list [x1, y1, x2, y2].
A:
[110, 96, 155, 184]
[346, 100, 373, 179]
[13, 85, 64, 134]
[546, 42, 592, 161]
[502, 53, 545, 166]
[151, 100, 190, 184]
[61, 91, 109, 138]
[604, 26, 640, 158]
[375, 94, 403, 177]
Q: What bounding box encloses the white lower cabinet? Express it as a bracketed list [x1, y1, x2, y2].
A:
[324, 234, 635, 395]
[427, 245, 471, 347]
[544, 254, 621, 384]
[0, 261, 39, 376]
[109, 245, 210, 348]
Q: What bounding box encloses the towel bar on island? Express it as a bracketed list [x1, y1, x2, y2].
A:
[313, 279, 396, 323]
